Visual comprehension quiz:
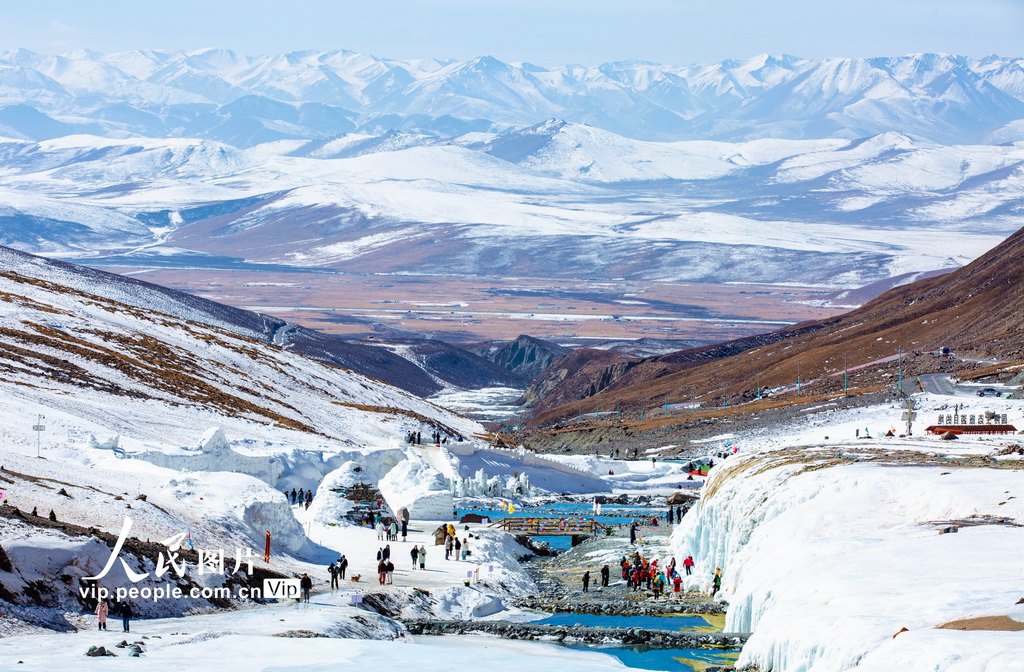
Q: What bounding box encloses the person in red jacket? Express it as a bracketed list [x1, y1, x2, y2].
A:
[683, 555, 695, 576]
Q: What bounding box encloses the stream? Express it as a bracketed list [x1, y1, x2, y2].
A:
[431, 390, 740, 671]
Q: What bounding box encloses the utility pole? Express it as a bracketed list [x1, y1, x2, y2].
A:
[897, 347, 904, 395]
[902, 399, 916, 436]
[33, 414, 45, 458]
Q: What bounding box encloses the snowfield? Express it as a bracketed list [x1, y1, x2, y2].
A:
[1, 122, 1022, 286]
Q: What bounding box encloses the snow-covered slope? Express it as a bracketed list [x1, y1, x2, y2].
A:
[0, 253, 481, 449]
[3, 50, 1024, 144]
[0, 247, 522, 396]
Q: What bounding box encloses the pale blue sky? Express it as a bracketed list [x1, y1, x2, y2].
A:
[2, 0, 1021, 65]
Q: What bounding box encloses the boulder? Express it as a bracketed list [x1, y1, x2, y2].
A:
[666, 491, 689, 505]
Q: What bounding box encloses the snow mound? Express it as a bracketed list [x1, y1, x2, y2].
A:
[378, 452, 454, 521]
[138, 428, 287, 486]
[160, 472, 306, 554]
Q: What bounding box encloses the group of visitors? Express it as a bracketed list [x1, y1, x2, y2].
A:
[616, 552, 717, 599]
[376, 516, 408, 542]
[373, 543, 428, 582]
[93, 600, 133, 632]
[441, 523, 472, 561]
[405, 431, 465, 445]
[375, 545, 396, 585]
[620, 552, 677, 597]
[285, 487, 314, 510]
[665, 506, 684, 524]
[368, 512, 407, 544]
[411, 544, 427, 570]
[580, 564, 611, 592]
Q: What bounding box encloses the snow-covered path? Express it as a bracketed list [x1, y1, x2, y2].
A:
[0, 591, 641, 672]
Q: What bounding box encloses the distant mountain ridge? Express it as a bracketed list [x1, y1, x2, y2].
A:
[0, 125, 1019, 289]
[3, 49, 1024, 145]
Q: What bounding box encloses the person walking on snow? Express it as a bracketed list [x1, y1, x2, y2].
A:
[710, 568, 722, 598]
[377, 560, 387, 585]
[683, 555, 694, 576]
[300, 573, 312, 603]
[600, 564, 610, 587]
[95, 600, 108, 630]
[582, 570, 590, 592]
[401, 518, 408, 542]
[454, 536, 462, 560]
[411, 545, 419, 569]
[328, 562, 339, 589]
[418, 545, 427, 570]
[385, 559, 395, 585]
[445, 535, 453, 560]
[305, 489, 313, 510]
[376, 520, 385, 540]
[338, 554, 348, 580]
[120, 601, 133, 633]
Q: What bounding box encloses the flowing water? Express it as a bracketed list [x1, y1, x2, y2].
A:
[564, 643, 740, 672]
[536, 613, 740, 671]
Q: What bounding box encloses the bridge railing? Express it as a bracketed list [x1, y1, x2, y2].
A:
[499, 517, 598, 535]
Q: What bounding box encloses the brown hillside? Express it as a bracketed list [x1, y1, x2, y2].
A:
[517, 347, 631, 413]
[526, 225, 1024, 428]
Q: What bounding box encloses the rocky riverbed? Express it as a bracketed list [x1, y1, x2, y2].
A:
[401, 618, 746, 648]
[512, 596, 726, 616]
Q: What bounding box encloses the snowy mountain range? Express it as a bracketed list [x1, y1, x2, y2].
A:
[2, 49, 1024, 145]
[1, 122, 1022, 287]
